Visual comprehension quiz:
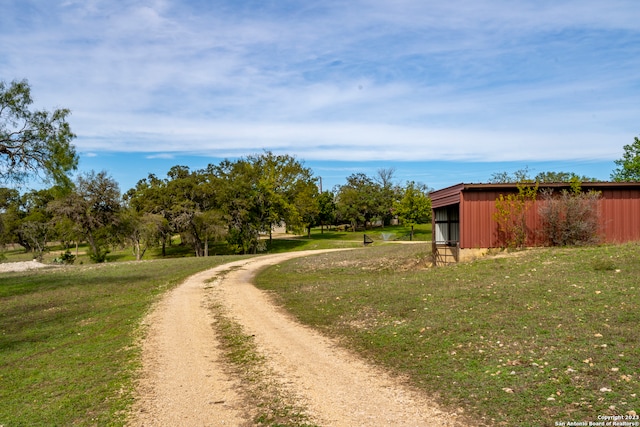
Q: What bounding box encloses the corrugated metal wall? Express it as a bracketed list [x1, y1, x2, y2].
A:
[460, 190, 502, 248]
[457, 188, 640, 248]
[599, 188, 640, 243]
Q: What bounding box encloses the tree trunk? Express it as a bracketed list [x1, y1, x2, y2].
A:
[86, 232, 99, 260]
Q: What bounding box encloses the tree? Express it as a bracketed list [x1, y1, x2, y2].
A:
[0, 79, 78, 186]
[213, 158, 260, 254]
[19, 221, 49, 261]
[126, 154, 317, 255]
[534, 171, 598, 183]
[193, 209, 226, 256]
[0, 187, 58, 255]
[394, 181, 432, 226]
[124, 174, 176, 256]
[611, 136, 640, 182]
[118, 208, 166, 261]
[335, 171, 402, 230]
[489, 167, 532, 184]
[50, 171, 121, 262]
[52, 215, 83, 255]
[291, 177, 320, 238]
[16, 188, 58, 260]
[316, 191, 336, 233]
[164, 166, 214, 257]
[374, 168, 400, 226]
[335, 173, 379, 231]
[0, 187, 22, 248]
[249, 152, 318, 238]
[212, 152, 318, 253]
[491, 167, 597, 184]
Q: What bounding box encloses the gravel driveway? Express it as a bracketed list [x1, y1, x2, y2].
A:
[127, 251, 465, 426]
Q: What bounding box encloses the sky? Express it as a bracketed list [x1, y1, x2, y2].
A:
[1, 0, 639, 193]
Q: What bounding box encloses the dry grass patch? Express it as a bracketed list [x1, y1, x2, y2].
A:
[255, 243, 640, 426]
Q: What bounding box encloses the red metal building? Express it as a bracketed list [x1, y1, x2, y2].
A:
[430, 182, 640, 263]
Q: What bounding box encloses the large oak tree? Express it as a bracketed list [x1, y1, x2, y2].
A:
[50, 171, 121, 262]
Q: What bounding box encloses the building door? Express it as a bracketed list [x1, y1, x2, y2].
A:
[434, 204, 460, 245]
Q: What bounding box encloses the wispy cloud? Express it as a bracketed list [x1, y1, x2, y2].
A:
[1, 0, 639, 172]
[145, 153, 175, 160]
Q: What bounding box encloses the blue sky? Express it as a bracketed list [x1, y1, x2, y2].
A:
[2, 1, 639, 193]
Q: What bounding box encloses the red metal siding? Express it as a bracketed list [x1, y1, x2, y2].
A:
[433, 183, 640, 249]
[459, 188, 640, 248]
[599, 189, 640, 243]
[460, 190, 499, 248]
[459, 190, 545, 249]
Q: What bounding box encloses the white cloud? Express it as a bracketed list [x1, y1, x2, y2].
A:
[1, 0, 639, 170]
[146, 153, 175, 159]
[74, 118, 625, 163]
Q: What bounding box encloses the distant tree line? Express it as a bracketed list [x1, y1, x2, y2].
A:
[332, 168, 432, 232]
[2, 78, 640, 260]
[0, 156, 433, 261]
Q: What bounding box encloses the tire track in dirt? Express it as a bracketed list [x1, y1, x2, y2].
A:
[128, 251, 465, 426]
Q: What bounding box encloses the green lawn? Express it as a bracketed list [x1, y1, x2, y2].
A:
[0, 256, 247, 426]
[255, 243, 640, 426]
[0, 223, 431, 263]
[307, 223, 431, 242]
[265, 223, 431, 252]
[0, 225, 430, 426]
[3, 225, 636, 426]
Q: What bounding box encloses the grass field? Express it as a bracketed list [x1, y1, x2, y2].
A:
[255, 243, 640, 426]
[0, 256, 247, 426]
[0, 225, 425, 426]
[265, 224, 430, 253]
[2, 223, 638, 426]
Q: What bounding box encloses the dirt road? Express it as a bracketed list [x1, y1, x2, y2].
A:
[128, 251, 464, 426]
